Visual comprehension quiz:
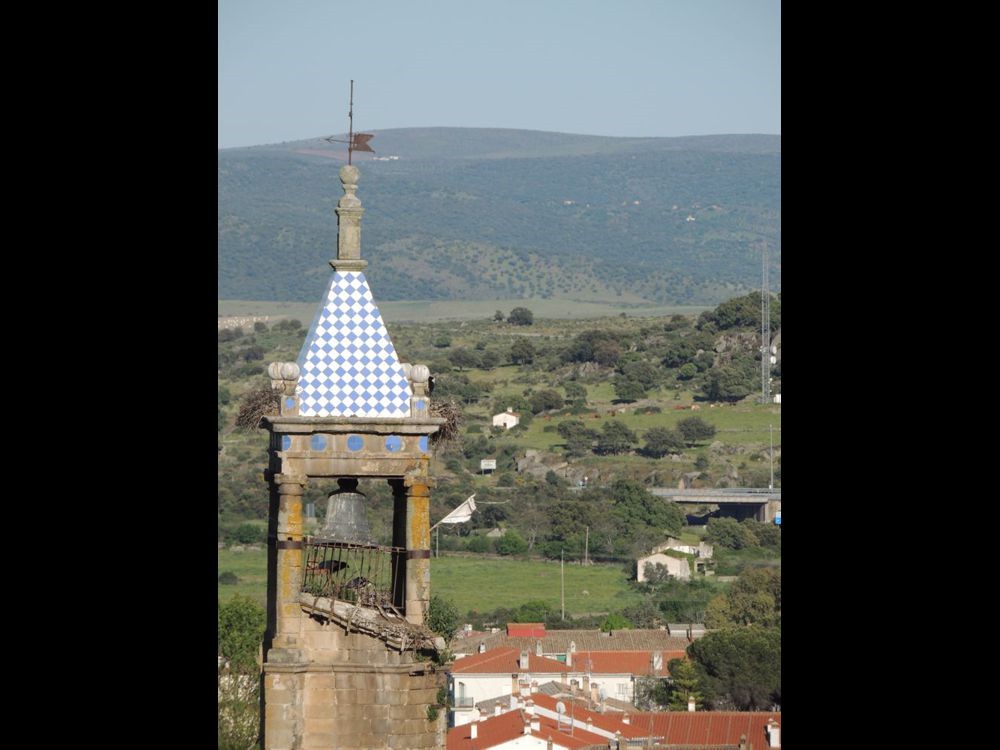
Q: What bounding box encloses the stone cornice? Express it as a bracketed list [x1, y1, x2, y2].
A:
[262, 416, 445, 435]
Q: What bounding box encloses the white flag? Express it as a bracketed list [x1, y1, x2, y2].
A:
[436, 494, 477, 525]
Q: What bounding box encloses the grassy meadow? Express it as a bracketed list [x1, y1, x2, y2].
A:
[219, 298, 711, 325]
[218, 549, 648, 618]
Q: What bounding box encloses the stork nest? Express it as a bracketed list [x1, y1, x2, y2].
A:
[235, 385, 280, 431]
[429, 398, 462, 446]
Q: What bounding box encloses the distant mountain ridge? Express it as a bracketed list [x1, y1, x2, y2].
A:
[219, 128, 780, 304]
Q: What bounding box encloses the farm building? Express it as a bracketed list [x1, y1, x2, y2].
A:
[492, 409, 520, 429]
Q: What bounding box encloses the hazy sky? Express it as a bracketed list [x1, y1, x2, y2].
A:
[219, 0, 780, 149]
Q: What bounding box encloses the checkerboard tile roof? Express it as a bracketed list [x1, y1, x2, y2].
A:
[295, 271, 411, 418]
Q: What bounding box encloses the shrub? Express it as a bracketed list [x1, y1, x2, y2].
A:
[496, 529, 528, 556]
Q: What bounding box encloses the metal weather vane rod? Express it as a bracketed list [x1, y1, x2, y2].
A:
[325, 79, 375, 164]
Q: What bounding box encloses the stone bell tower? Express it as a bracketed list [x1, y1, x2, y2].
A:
[259, 164, 446, 750]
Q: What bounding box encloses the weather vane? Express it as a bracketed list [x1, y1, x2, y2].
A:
[325, 80, 374, 164]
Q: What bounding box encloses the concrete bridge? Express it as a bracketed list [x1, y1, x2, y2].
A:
[648, 487, 781, 523]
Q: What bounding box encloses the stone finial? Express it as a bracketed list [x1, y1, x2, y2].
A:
[269, 362, 300, 395]
[332, 164, 367, 271]
[408, 364, 430, 417]
[410, 364, 430, 386]
[339, 165, 361, 208]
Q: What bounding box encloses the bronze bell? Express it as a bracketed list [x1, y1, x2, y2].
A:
[317, 478, 374, 546]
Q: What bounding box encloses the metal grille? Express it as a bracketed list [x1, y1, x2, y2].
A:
[302, 540, 405, 611]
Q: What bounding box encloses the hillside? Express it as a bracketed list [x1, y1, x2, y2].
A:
[219, 128, 780, 305]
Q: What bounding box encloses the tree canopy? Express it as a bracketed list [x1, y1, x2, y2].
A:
[688, 626, 781, 710]
[508, 307, 534, 326]
[677, 416, 717, 445]
[218, 596, 265, 673]
[427, 595, 462, 642]
[642, 427, 685, 458]
[595, 421, 637, 455]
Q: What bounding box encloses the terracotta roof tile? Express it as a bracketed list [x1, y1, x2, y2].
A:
[635, 711, 780, 746]
[446, 709, 615, 750]
[466, 628, 695, 655]
[507, 623, 546, 637]
[571, 650, 686, 676]
[451, 693, 780, 749]
[451, 647, 571, 674]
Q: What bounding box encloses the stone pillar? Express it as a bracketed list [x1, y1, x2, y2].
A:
[403, 471, 433, 625]
[332, 165, 368, 272]
[273, 473, 307, 650]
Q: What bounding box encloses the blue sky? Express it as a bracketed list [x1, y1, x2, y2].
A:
[219, 0, 780, 149]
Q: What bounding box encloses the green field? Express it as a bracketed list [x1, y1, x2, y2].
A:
[219, 299, 710, 324]
[429, 556, 642, 616]
[218, 547, 268, 606]
[218, 549, 643, 617]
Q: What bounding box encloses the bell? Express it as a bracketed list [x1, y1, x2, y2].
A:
[317, 478, 374, 546]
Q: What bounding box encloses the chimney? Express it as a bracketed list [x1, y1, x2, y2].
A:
[622, 714, 630, 725]
[767, 718, 780, 747]
[479, 642, 487, 654]
[495, 703, 502, 717]
[687, 695, 696, 712]
[524, 719, 532, 735]
[509, 694, 517, 710]
[536, 641, 543, 656]
[531, 680, 539, 694]
[738, 734, 748, 750]
[520, 650, 530, 670]
[464, 623, 473, 633]
[512, 675, 519, 694]
[470, 722, 478, 740]
[583, 675, 590, 695]
[547, 737, 554, 750]
[531, 717, 541, 732]
[526, 700, 535, 716]
[587, 718, 593, 732]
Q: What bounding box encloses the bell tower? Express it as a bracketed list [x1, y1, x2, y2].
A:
[259, 164, 445, 749]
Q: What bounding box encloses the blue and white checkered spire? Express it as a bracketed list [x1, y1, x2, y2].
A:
[295, 272, 412, 417]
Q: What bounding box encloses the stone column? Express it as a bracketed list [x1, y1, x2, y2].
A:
[403, 471, 433, 625]
[273, 473, 307, 650]
[332, 165, 368, 272]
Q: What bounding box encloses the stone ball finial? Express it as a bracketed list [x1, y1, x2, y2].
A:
[268, 362, 282, 380]
[340, 164, 360, 185]
[280, 362, 300, 380]
[410, 364, 430, 384]
[401, 362, 412, 379]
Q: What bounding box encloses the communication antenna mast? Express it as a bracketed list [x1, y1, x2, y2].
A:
[761, 243, 771, 405]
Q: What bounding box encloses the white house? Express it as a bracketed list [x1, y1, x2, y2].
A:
[636, 553, 691, 582]
[492, 409, 520, 429]
[448, 647, 681, 724]
[449, 648, 570, 725]
[568, 649, 675, 704]
[650, 538, 713, 559]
